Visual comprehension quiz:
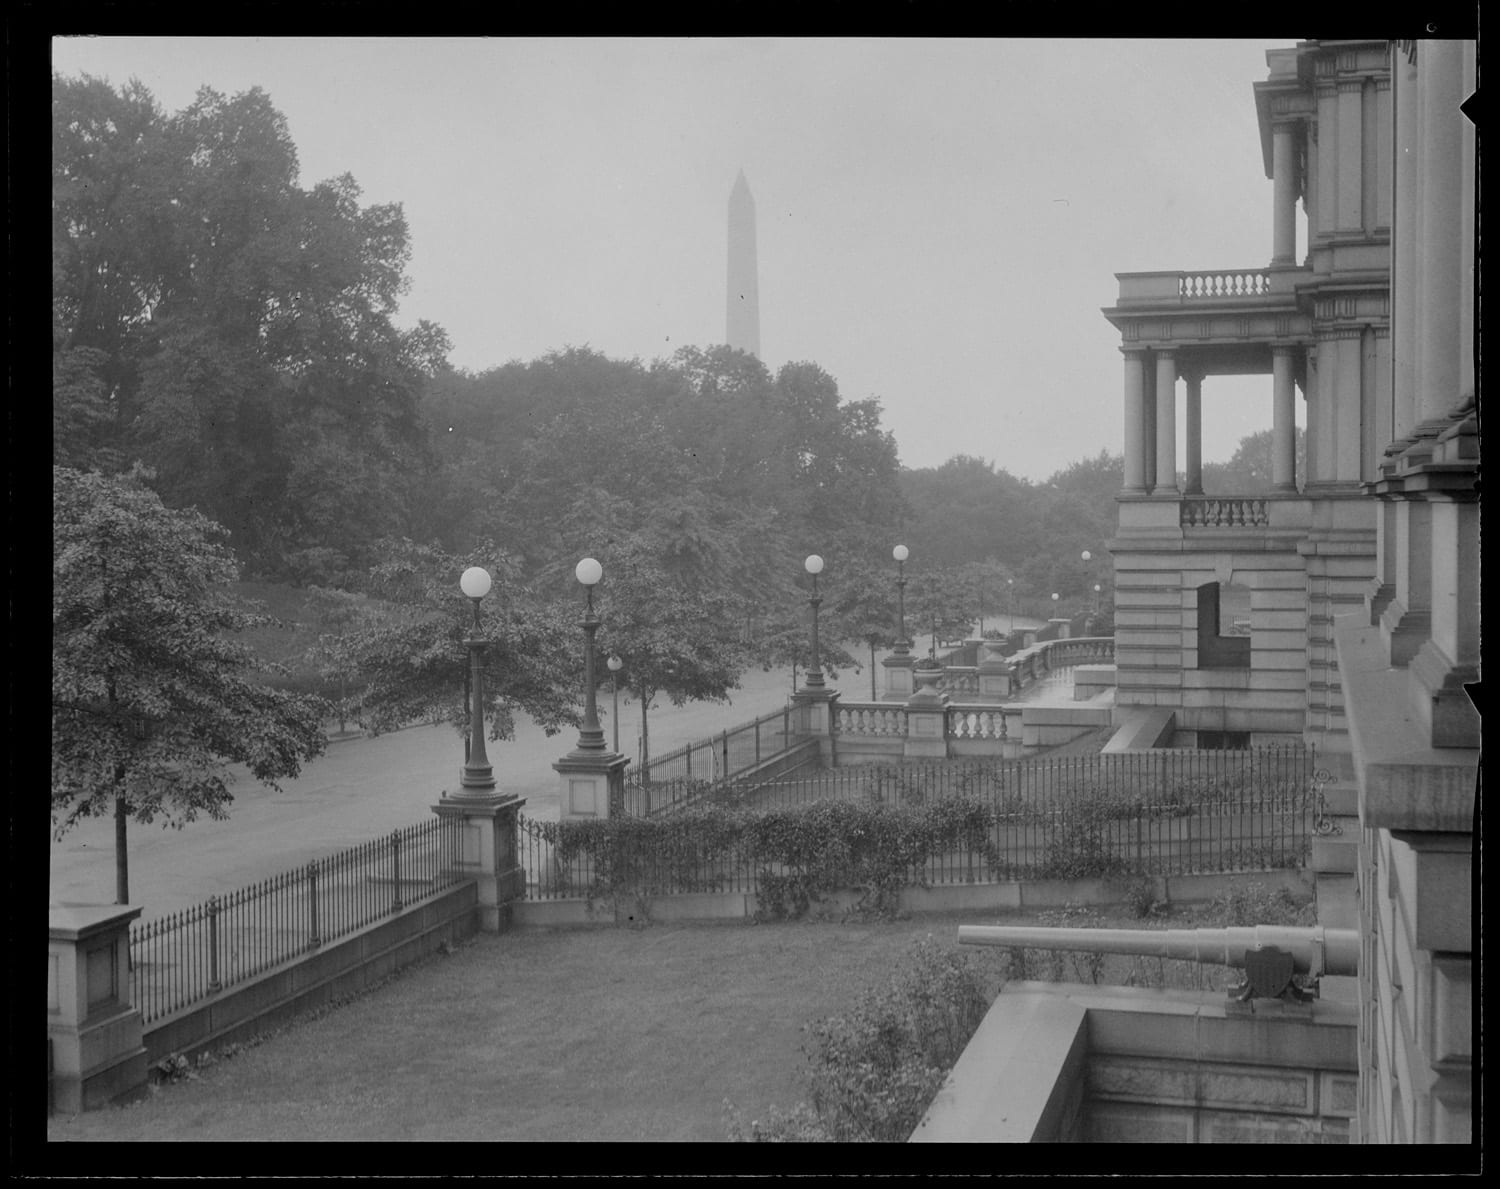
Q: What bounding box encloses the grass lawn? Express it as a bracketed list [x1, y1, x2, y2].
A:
[43, 893, 1290, 1145]
[45, 891, 1296, 1148]
[46, 913, 1014, 1145]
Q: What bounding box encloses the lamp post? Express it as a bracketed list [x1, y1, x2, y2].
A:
[1007, 577, 1015, 632]
[893, 545, 910, 655]
[804, 554, 825, 690]
[1051, 592, 1060, 619]
[607, 653, 623, 754]
[1094, 583, 1103, 614]
[458, 566, 495, 792]
[573, 557, 606, 752]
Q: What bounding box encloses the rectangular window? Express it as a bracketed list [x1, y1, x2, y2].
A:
[1197, 582, 1251, 669]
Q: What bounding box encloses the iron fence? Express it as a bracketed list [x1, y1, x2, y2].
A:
[129, 815, 465, 1026]
[623, 704, 800, 816]
[520, 747, 1316, 901]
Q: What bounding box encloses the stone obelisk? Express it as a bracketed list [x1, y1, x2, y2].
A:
[726, 170, 760, 358]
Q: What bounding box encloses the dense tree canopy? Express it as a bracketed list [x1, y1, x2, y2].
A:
[53, 74, 448, 580]
[52, 467, 330, 895]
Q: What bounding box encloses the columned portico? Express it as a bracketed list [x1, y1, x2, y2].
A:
[1153, 351, 1178, 495]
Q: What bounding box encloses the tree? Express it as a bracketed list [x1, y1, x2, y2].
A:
[52, 74, 449, 576]
[345, 538, 582, 745]
[52, 467, 329, 902]
[301, 586, 383, 732]
[825, 554, 900, 700]
[586, 538, 750, 775]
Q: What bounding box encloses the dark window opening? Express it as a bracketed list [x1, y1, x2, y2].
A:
[1196, 582, 1251, 669]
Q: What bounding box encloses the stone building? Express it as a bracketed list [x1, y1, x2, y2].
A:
[1101, 38, 1476, 1143]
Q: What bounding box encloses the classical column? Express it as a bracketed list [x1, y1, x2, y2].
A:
[1183, 369, 1203, 494]
[1121, 349, 1148, 493]
[1336, 78, 1366, 231]
[1272, 346, 1298, 490]
[1154, 351, 1178, 495]
[1414, 40, 1463, 423]
[1271, 121, 1299, 264]
[1374, 74, 1393, 231]
[1390, 50, 1419, 441]
[1458, 41, 1476, 404]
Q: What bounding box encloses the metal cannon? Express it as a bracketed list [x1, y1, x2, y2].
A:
[958, 924, 1360, 1002]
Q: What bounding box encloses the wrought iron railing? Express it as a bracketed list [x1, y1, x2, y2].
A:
[520, 748, 1315, 900]
[128, 815, 465, 1026]
[623, 705, 805, 817]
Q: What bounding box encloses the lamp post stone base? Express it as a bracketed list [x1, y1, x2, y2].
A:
[554, 751, 630, 820]
[882, 653, 916, 700]
[431, 792, 527, 932]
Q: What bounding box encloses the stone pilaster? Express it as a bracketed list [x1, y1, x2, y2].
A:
[49, 904, 147, 1113]
[902, 662, 949, 759]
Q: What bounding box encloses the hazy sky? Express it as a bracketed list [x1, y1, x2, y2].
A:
[52, 36, 1305, 480]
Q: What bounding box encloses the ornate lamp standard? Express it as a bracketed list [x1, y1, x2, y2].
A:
[607, 653, 623, 754]
[572, 557, 606, 753]
[803, 554, 826, 690]
[882, 545, 917, 701]
[435, 565, 526, 932]
[553, 557, 628, 821]
[458, 566, 495, 792]
[893, 545, 911, 654]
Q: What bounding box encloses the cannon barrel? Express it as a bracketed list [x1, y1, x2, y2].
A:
[957, 925, 1359, 977]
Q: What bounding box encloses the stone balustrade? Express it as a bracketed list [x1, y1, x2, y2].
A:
[834, 704, 907, 738]
[1180, 497, 1271, 528]
[828, 637, 1116, 761]
[945, 706, 1019, 741]
[1177, 269, 1272, 298]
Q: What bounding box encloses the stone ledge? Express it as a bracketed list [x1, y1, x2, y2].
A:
[910, 992, 1088, 1142]
[1330, 615, 1477, 833]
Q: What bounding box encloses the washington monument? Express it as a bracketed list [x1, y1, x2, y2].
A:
[726, 170, 760, 358]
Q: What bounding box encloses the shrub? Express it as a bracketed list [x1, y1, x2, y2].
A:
[727, 936, 1004, 1143]
[1209, 880, 1315, 927]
